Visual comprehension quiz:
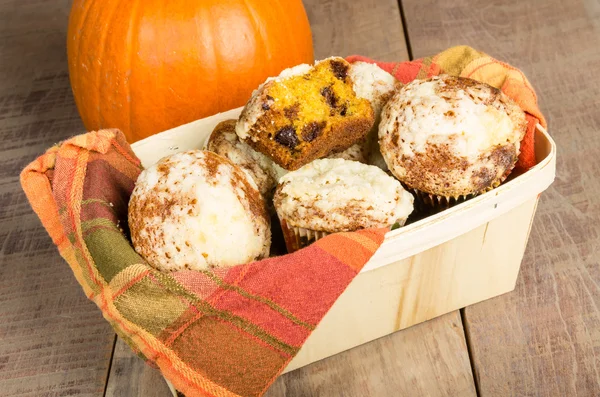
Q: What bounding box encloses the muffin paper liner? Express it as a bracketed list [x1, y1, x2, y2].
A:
[410, 170, 509, 213]
[279, 220, 330, 253]
[280, 218, 408, 254]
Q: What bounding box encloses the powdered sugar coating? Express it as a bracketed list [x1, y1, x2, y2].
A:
[274, 158, 414, 232]
[128, 150, 270, 271]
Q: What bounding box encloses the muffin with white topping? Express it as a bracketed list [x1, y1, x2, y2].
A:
[128, 150, 270, 271]
[327, 141, 367, 163]
[379, 75, 527, 208]
[273, 158, 414, 252]
[205, 120, 286, 200]
[348, 61, 399, 170]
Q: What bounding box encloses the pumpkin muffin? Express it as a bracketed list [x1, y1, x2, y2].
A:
[128, 150, 270, 271]
[327, 62, 398, 164]
[273, 158, 414, 252]
[236, 57, 375, 170]
[205, 120, 286, 199]
[379, 75, 527, 208]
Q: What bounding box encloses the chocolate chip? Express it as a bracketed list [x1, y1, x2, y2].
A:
[284, 103, 300, 120]
[274, 126, 299, 148]
[340, 104, 347, 116]
[262, 95, 275, 111]
[320, 86, 338, 108]
[302, 121, 326, 142]
[330, 60, 349, 81]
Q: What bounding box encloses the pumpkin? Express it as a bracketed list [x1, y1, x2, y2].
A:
[67, 0, 314, 143]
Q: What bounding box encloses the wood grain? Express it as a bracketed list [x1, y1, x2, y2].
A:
[107, 312, 476, 397]
[0, 1, 116, 396]
[104, 338, 173, 397]
[266, 312, 476, 397]
[306, 0, 409, 61]
[402, 0, 600, 395]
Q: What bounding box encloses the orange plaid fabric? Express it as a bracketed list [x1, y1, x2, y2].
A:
[20, 130, 386, 397]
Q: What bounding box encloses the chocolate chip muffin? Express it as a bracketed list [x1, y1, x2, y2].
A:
[236, 57, 375, 170]
[273, 158, 414, 252]
[205, 120, 286, 200]
[379, 75, 527, 208]
[128, 150, 271, 271]
[326, 62, 399, 165]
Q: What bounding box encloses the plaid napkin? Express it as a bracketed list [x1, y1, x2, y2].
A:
[21, 46, 544, 397]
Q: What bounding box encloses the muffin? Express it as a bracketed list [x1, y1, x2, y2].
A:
[236, 57, 375, 170]
[205, 120, 286, 199]
[273, 158, 414, 252]
[348, 61, 399, 171]
[327, 142, 367, 163]
[379, 75, 527, 208]
[327, 63, 398, 165]
[128, 150, 270, 271]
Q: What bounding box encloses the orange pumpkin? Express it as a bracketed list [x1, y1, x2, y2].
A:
[67, 0, 314, 143]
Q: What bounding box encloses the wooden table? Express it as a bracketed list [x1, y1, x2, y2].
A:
[1, 0, 599, 396]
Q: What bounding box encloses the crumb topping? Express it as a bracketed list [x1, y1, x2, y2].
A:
[128, 150, 270, 271]
[274, 158, 414, 232]
[379, 75, 527, 196]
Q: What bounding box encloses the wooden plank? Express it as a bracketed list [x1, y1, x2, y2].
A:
[105, 1, 476, 396]
[104, 339, 173, 397]
[306, 0, 409, 61]
[267, 312, 476, 397]
[107, 312, 476, 397]
[0, 1, 117, 396]
[402, 0, 600, 394]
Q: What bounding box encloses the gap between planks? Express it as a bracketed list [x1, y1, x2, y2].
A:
[103, 334, 118, 397]
[397, 0, 414, 60]
[461, 308, 481, 397]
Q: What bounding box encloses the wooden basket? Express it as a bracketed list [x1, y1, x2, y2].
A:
[131, 107, 556, 381]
